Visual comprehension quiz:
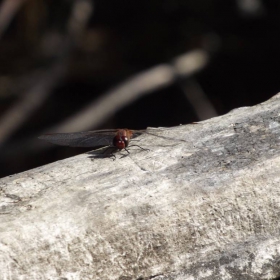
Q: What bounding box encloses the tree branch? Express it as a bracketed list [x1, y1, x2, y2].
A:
[1, 93, 280, 279]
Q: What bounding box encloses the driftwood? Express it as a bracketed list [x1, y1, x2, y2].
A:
[1, 93, 280, 280]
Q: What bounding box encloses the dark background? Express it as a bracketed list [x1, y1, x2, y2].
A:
[1, 0, 280, 178]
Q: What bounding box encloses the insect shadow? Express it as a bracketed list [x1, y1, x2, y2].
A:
[87, 142, 149, 160]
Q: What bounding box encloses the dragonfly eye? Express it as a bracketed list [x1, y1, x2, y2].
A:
[113, 136, 129, 149]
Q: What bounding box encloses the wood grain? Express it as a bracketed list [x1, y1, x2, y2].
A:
[1, 93, 280, 279]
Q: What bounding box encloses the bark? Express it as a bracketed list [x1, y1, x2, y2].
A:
[1, 93, 280, 280]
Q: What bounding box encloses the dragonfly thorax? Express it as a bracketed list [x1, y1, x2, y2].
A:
[113, 135, 129, 149]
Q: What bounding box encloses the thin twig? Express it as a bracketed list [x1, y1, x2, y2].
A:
[0, 63, 66, 146]
[48, 49, 210, 133]
[0, 0, 94, 146]
[0, 0, 27, 39]
[179, 78, 218, 120]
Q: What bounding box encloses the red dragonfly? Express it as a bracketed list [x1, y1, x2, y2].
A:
[39, 129, 147, 152]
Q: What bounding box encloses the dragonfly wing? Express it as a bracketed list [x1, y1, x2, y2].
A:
[39, 131, 115, 147]
[130, 129, 146, 139]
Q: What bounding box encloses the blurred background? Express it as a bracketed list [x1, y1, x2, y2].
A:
[0, 0, 280, 178]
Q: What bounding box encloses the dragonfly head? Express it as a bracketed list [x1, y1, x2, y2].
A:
[113, 135, 129, 149]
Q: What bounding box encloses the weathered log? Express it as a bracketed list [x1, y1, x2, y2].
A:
[1, 93, 280, 280]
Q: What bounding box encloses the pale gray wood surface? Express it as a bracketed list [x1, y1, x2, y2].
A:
[1, 93, 280, 280]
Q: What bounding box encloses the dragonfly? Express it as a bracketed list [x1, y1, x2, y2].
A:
[38, 129, 148, 154]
